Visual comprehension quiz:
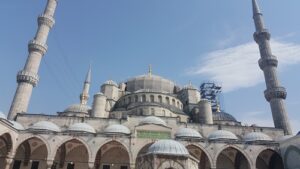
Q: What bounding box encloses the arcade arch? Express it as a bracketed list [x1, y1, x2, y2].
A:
[216, 147, 250, 169]
[256, 149, 284, 169]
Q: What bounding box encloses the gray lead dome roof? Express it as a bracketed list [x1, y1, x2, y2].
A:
[104, 124, 131, 135]
[29, 121, 61, 132]
[243, 132, 272, 142]
[213, 111, 237, 122]
[139, 116, 167, 126]
[208, 130, 238, 140]
[126, 74, 175, 93]
[175, 128, 203, 139]
[147, 140, 189, 156]
[68, 123, 96, 133]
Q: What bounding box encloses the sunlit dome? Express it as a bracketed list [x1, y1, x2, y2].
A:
[29, 121, 60, 132]
[0, 112, 7, 119]
[208, 130, 238, 140]
[67, 123, 96, 133]
[104, 124, 130, 135]
[243, 132, 272, 142]
[147, 140, 189, 157]
[126, 74, 175, 93]
[103, 80, 118, 87]
[9, 121, 25, 130]
[139, 116, 167, 126]
[175, 128, 202, 139]
[63, 104, 91, 114]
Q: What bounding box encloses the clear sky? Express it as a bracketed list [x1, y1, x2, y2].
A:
[0, 0, 299, 133]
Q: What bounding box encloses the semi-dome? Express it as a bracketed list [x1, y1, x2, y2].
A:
[175, 128, 202, 139]
[213, 111, 237, 122]
[0, 112, 7, 119]
[64, 104, 91, 114]
[68, 123, 96, 133]
[139, 116, 167, 126]
[243, 132, 272, 142]
[104, 124, 130, 135]
[147, 140, 189, 156]
[29, 121, 60, 132]
[208, 130, 238, 140]
[103, 80, 118, 87]
[9, 121, 25, 130]
[126, 74, 175, 93]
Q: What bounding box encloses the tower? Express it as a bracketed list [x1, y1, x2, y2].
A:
[8, 0, 59, 120]
[80, 66, 92, 105]
[252, 0, 292, 135]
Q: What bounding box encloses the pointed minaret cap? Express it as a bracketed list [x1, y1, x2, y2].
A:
[148, 64, 152, 76]
[85, 65, 92, 83]
[252, 0, 262, 15]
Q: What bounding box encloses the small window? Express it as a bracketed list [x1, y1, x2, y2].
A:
[31, 161, 39, 169]
[121, 166, 128, 169]
[150, 95, 155, 102]
[158, 95, 162, 103]
[135, 95, 138, 102]
[151, 108, 155, 115]
[166, 97, 170, 104]
[142, 95, 146, 102]
[172, 99, 176, 106]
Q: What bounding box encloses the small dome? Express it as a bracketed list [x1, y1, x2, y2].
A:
[213, 111, 237, 122]
[275, 135, 294, 142]
[147, 140, 189, 156]
[208, 130, 238, 140]
[68, 123, 96, 133]
[104, 124, 130, 135]
[0, 112, 7, 119]
[139, 116, 167, 126]
[175, 128, 202, 139]
[64, 104, 91, 114]
[103, 80, 118, 87]
[243, 132, 272, 142]
[94, 92, 105, 96]
[29, 121, 60, 132]
[9, 121, 24, 130]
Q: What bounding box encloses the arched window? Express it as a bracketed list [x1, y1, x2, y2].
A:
[172, 99, 176, 106]
[150, 95, 155, 102]
[151, 108, 155, 115]
[166, 97, 170, 105]
[158, 95, 162, 103]
[142, 95, 146, 102]
[135, 95, 139, 102]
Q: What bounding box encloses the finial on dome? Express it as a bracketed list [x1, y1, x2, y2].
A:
[148, 64, 152, 76]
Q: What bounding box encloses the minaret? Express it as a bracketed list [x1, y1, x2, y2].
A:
[252, 0, 292, 135]
[80, 66, 92, 105]
[8, 0, 59, 120]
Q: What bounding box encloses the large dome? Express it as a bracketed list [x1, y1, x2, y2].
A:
[126, 74, 175, 93]
[175, 128, 202, 139]
[29, 121, 60, 132]
[147, 140, 189, 156]
[104, 124, 131, 135]
[67, 123, 96, 133]
[139, 116, 167, 126]
[208, 130, 238, 140]
[243, 132, 272, 142]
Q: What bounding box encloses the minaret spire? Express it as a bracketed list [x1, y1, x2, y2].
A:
[148, 64, 152, 76]
[252, 0, 292, 135]
[8, 0, 59, 120]
[80, 66, 92, 105]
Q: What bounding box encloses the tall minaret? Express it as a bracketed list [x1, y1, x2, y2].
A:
[8, 0, 59, 120]
[80, 66, 92, 105]
[252, 0, 292, 135]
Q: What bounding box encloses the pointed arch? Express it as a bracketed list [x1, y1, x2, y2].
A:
[256, 148, 284, 169]
[214, 145, 251, 169]
[186, 144, 213, 169]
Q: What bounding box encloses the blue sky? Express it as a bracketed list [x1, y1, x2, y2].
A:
[0, 0, 299, 133]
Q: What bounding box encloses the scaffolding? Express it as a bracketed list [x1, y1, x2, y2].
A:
[200, 82, 222, 112]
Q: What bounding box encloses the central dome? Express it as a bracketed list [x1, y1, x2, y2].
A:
[126, 74, 175, 93]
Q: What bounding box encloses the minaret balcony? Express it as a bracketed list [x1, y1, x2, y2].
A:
[258, 57, 278, 70]
[254, 29, 271, 43]
[264, 87, 287, 102]
[17, 71, 39, 87]
[28, 40, 48, 55]
[38, 14, 55, 28]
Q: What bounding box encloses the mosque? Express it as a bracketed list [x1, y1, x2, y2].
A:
[0, 0, 300, 169]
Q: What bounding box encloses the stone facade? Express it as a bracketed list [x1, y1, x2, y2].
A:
[1, 0, 300, 169]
